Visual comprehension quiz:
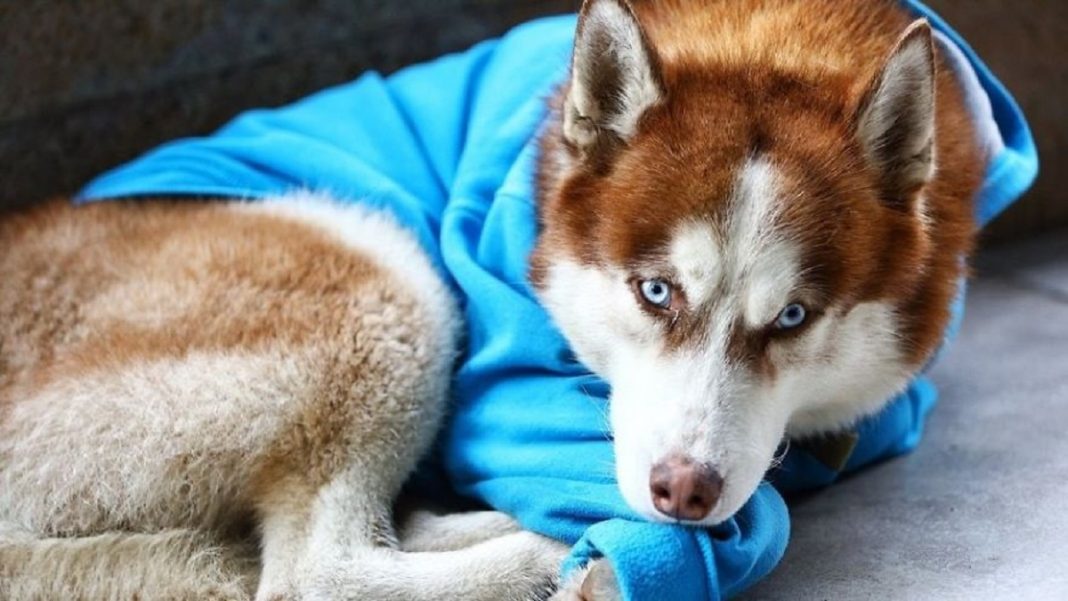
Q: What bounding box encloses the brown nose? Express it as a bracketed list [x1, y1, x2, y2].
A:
[649, 455, 723, 521]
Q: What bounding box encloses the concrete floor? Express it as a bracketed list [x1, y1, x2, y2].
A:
[742, 230, 1068, 600]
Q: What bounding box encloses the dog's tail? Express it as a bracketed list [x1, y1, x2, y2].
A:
[0, 524, 258, 600]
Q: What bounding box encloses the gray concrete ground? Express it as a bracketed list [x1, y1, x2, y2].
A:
[742, 229, 1068, 600]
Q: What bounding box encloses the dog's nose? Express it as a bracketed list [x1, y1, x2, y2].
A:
[649, 455, 723, 521]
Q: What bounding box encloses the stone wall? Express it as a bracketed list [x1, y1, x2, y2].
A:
[1, 1, 1063, 241]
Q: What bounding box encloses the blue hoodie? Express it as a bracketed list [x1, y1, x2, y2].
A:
[78, 3, 1037, 599]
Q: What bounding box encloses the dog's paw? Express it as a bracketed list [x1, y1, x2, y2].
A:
[550, 559, 621, 601]
[397, 508, 524, 552]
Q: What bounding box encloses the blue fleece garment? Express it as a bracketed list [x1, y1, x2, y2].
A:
[78, 3, 1037, 599]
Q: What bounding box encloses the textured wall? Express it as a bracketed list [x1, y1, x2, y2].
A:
[0, 0, 576, 208]
[922, 0, 1066, 241]
[1, 1, 1063, 240]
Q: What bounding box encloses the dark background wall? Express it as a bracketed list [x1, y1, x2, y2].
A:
[1, 0, 1063, 242]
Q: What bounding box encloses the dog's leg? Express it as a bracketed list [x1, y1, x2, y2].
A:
[396, 504, 524, 552]
[327, 532, 568, 601]
[253, 475, 319, 601]
[247, 462, 568, 601]
[0, 348, 325, 601]
[292, 466, 569, 601]
[0, 522, 258, 600]
[550, 560, 622, 601]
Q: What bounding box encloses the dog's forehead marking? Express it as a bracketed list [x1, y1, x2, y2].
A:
[729, 159, 800, 328]
[670, 221, 721, 306]
[668, 158, 800, 329]
[744, 240, 801, 328]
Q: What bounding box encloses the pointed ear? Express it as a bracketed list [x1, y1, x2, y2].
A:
[564, 0, 665, 163]
[855, 20, 937, 207]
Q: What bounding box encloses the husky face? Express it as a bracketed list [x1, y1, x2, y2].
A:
[532, 0, 979, 525]
[534, 159, 916, 524]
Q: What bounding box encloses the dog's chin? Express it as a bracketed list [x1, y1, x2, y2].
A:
[636, 507, 732, 527]
[623, 494, 739, 527]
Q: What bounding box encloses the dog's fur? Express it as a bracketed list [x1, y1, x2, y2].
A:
[532, 0, 981, 527]
[1, 0, 985, 598]
[0, 195, 567, 600]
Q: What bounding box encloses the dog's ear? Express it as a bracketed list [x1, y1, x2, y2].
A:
[564, 0, 665, 165]
[855, 20, 937, 208]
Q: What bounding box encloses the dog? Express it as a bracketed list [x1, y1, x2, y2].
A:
[1, 0, 984, 599]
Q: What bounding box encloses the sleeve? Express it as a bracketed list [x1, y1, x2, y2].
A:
[566, 488, 789, 601]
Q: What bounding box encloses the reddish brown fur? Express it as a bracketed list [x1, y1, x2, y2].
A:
[0, 199, 429, 493]
[533, 0, 983, 369]
[0, 198, 565, 600]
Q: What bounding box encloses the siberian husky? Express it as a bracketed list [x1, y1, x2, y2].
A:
[0, 0, 982, 599]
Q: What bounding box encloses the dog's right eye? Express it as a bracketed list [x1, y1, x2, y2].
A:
[638, 279, 673, 310]
[775, 303, 808, 330]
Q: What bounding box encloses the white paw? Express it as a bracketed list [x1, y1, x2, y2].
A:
[397, 508, 524, 552]
[551, 559, 622, 601]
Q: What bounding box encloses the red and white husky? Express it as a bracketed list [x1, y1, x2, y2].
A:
[0, 0, 982, 599]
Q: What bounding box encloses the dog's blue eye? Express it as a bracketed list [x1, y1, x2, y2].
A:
[775, 303, 808, 330]
[639, 279, 673, 309]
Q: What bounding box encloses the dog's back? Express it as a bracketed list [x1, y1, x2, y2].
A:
[0, 195, 506, 599]
[2, 195, 452, 524]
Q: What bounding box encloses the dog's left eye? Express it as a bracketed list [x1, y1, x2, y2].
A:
[639, 279, 673, 309]
[775, 303, 808, 330]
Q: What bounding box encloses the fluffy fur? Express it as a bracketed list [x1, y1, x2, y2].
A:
[0, 194, 567, 600]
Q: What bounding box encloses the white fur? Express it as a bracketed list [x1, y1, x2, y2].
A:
[670, 161, 801, 327]
[1, 349, 315, 535]
[783, 302, 913, 436]
[726, 160, 800, 328]
[0, 527, 258, 600]
[669, 221, 721, 307]
[538, 259, 650, 380]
